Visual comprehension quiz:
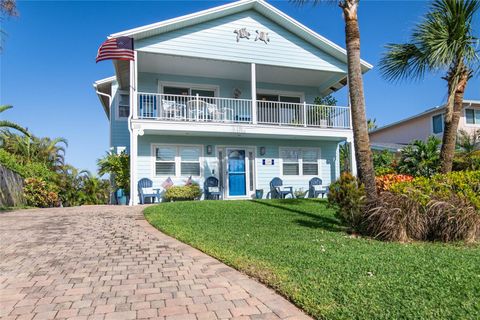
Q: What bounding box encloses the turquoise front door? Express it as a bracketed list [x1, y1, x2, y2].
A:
[227, 149, 246, 197]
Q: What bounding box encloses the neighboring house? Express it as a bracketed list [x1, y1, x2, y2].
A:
[370, 100, 480, 149]
[94, 0, 372, 204]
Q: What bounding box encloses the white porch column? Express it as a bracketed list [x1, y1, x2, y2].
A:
[347, 136, 357, 176]
[129, 129, 138, 205]
[132, 51, 138, 119]
[129, 51, 138, 205]
[251, 63, 257, 124]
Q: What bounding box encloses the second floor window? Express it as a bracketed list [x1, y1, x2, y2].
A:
[118, 94, 130, 118]
[432, 114, 443, 134]
[465, 109, 480, 125]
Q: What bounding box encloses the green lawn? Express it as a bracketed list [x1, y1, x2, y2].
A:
[144, 199, 480, 320]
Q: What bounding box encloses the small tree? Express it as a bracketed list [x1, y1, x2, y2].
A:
[97, 151, 130, 195]
[398, 136, 441, 177]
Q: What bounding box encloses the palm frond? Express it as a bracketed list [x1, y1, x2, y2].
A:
[379, 43, 429, 82]
[0, 120, 30, 136]
[0, 104, 13, 113]
[380, 0, 479, 83]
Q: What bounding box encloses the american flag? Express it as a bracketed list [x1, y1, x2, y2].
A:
[96, 37, 134, 63]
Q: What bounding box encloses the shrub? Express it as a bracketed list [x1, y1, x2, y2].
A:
[0, 149, 56, 181]
[375, 174, 414, 192]
[328, 173, 366, 230]
[23, 178, 59, 208]
[164, 184, 202, 202]
[373, 150, 396, 175]
[453, 150, 480, 171]
[398, 136, 441, 177]
[390, 170, 480, 209]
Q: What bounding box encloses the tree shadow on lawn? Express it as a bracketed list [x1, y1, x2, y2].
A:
[251, 199, 346, 233]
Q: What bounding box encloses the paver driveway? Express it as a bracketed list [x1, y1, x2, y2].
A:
[0, 206, 310, 320]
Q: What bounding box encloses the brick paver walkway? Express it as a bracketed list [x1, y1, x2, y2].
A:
[0, 206, 310, 320]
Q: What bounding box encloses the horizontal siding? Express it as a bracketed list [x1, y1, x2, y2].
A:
[138, 72, 321, 103]
[136, 135, 340, 200]
[110, 84, 130, 151]
[135, 10, 346, 72]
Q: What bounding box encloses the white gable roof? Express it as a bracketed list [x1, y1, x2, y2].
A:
[110, 0, 372, 72]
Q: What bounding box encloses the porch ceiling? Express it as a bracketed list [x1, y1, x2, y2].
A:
[138, 52, 346, 92]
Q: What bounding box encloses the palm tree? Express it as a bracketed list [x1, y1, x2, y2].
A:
[294, 0, 377, 200]
[0, 105, 29, 136]
[380, 0, 479, 173]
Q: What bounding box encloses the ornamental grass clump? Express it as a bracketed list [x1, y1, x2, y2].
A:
[364, 192, 480, 243]
[426, 197, 480, 243]
[365, 192, 427, 242]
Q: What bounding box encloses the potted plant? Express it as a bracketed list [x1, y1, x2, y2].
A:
[97, 151, 130, 205]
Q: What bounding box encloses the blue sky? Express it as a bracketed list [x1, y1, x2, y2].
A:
[1, 0, 479, 173]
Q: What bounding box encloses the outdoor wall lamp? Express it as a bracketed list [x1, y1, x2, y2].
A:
[207, 145, 213, 155]
[260, 146, 266, 156]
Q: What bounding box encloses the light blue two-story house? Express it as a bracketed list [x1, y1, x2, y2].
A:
[94, 0, 371, 204]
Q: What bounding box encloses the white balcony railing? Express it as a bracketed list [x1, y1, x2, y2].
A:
[137, 93, 351, 129]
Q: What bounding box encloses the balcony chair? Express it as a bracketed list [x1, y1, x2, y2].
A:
[270, 177, 294, 199]
[308, 177, 329, 198]
[204, 176, 222, 200]
[138, 178, 161, 204]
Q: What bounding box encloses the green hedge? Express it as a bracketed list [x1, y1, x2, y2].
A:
[391, 171, 480, 209]
[0, 149, 56, 181]
[164, 184, 202, 202]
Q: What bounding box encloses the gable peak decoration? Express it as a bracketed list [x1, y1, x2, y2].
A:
[234, 28, 250, 42]
[255, 30, 270, 44]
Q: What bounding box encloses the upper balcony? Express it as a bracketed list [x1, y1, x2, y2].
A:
[136, 92, 351, 129]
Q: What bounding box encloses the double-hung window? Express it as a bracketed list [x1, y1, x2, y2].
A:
[118, 93, 130, 119]
[154, 145, 202, 177]
[281, 148, 300, 176]
[179, 146, 201, 176]
[432, 114, 444, 134]
[302, 149, 319, 176]
[155, 146, 176, 176]
[281, 148, 320, 176]
[465, 108, 480, 125]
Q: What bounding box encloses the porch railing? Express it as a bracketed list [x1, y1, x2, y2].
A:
[137, 93, 351, 129]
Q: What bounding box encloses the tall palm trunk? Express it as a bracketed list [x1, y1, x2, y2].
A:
[341, 0, 377, 200]
[440, 68, 470, 173]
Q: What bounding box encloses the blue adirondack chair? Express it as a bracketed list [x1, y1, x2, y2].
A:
[138, 178, 160, 204]
[308, 177, 328, 198]
[270, 177, 294, 199]
[204, 176, 222, 200]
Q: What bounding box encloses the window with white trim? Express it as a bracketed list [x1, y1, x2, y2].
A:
[179, 146, 201, 176]
[118, 93, 130, 118]
[280, 148, 320, 176]
[302, 148, 319, 176]
[154, 145, 202, 177]
[155, 146, 176, 176]
[281, 148, 300, 176]
[465, 108, 480, 125]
